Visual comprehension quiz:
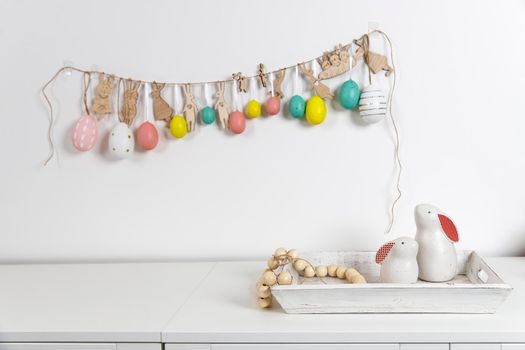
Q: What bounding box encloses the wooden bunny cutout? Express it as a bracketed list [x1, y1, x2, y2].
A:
[232, 72, 247, 93]
[257, 64, 268, 88]
[214, 81, 229, 129]
[91, 73, 115, 118]
[121, 80, 142, 127]
[151, 82, 173, 122]
[273, 69, 286, 99]
[182, 84, 197, 132]
[298, 63, 333, 100]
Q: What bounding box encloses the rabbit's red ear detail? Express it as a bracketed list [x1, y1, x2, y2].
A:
[375, 242, 395, 264]
[438, 214, 459, 242]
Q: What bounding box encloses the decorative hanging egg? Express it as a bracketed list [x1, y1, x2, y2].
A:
[338, 79, 361, 109]
[109, 122, 134, 159]
[246, 99, 261, 119]
[169, 115, 188, 138]
[358, 84, 387, 124]
[200, 106, 216, 125]
[288, 95, 306, 118]
[72, 115, 98, 152]
[228, 111, 246, 134]
[136, 121, 158, 151]
[305, 96, 327, 125]
[265, 96, 280, 116]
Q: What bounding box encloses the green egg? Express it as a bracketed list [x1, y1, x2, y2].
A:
[200, 106, 216, 125]
[338, 79, 361, 109]
[288, 95, 306, 118]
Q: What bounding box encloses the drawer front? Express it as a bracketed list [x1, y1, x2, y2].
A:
[401, 345, 449, 350]
[0, 344, 116, 350]
[451, 345, 501, 350]
[211, 345, 398, 350]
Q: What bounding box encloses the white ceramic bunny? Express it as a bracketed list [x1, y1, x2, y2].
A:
[376, 236, 419, 284]
[414, 204, 459, 282]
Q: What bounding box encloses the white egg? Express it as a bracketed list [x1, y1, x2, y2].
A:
[358, 84, 387, 124]
[108, 122, 134, 159]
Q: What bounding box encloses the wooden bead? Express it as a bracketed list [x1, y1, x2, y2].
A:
[277, 271, 292, 285]
[303, 265, 315, 278]
[267, 257, 279, 270]
[315, 265, 328, 277]
[287, 249, 299, 260]
[257, 296, 272, 308]
[345, 268, 359, 282]
[327, 264, 338, 277]
[351, 274, 367, 284]
[336, 266, 347, 279]
[256, 283, 271, 298]
[293, 259, 307, 272]
[274, 248, 287, 259]
[262, 270, 277, 286]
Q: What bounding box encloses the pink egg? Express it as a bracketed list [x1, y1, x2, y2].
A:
[265, 96, 281, 116]
[72, 115, 98, 152]
[137, 121, 158, 151]
[228, 111, 246, 134]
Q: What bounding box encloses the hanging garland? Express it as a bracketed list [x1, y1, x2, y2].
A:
[42, 30, 402, 232]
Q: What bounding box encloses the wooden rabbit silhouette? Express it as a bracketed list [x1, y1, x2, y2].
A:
[273, 69, 286, 99]
[232, 72, 247, 93]
[214, 81, 229, 129]
[182, 84, 197, 132]
[298, 63, 333, 100]
[121, 80, 141, 127]
[92, 73, 115, 118]
[151, 82, 173, 122]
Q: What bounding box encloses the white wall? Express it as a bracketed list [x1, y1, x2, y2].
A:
[1, 0, 525, 263]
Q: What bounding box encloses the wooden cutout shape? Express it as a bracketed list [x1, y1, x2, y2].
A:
[182, 84, 197, 132]
[317, 44, 350, 80]
[232, 72, 247, 93]
[91, 73, 115, 118]
[257, 64, 267, 88]
[352, 35, 394, 76]
[121, 79, 141, 127]
[298, 63, 334, 100]
[214, 81, 229, 129]
[272, 69, 285, 99]
[151, 82, 173, 122]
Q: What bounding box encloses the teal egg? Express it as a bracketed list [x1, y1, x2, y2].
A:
[288, 95, 306, 118]
[201, 106, 216, 125]
[338, 80, 361, 109]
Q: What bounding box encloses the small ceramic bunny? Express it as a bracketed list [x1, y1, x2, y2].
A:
[415, 204, 459, 282]
[121, 80, 141, 127]
[151, 82, 173, 122]
[214, 81, 229, 129]
[182, 84, 197, 132]
[376, 236, 419, 284]
[92, 73, 115, 118]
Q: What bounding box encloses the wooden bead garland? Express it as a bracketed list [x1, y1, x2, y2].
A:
[256, 247, 367, 309]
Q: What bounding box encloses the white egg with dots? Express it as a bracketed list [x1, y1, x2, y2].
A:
[109, 122, 134, 159]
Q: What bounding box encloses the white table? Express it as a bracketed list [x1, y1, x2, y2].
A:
[0, 258, 524, 350]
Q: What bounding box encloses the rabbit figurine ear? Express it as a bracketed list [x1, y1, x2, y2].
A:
[375, 242, 395, 264]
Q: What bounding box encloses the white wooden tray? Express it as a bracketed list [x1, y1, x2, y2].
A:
[271, 250, 512, 314]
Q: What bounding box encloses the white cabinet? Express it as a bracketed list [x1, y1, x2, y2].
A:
[210, 345, 398, 350]
[0, 345, 116, 350]
[502, 346, 525, 350]
[401, 345, 449, 350]
[451, 345, 501, 350]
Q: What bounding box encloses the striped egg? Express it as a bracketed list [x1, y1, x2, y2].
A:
[72, 115, 98, 152]
[358, 84, 387, 124]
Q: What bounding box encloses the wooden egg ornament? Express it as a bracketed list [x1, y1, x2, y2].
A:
[274, 247, 287, 259]
[136, 121, 158, 151]
[246, 99, 261, 119]
[358, 84, 387, 124]
[305, 95, 327, 125]
[265, 96, 280, 116]
[257, 295, 272, 308]
[200, 106, 216, 125]
[261, 270, 277, 286]
[315, 265, 328, 277]
[336, 266, 348, 279]
[256, 282, 271, 298]
[293, 259, 307, 272]
[228, 111, 246, 134]
[72, 115, 98, 152]
[351, 274, 367, 284]
[288, 95, 306, 119]
[338, 79, 361, 109]
[277, 271, 292, 285]
[169, 115, 187, 139]
[108, 122, 134, 159]
[327, 264, 338, 277]
[344, 268, 359, 281]
[286, 249, 298, 260]
[267, 257, 279, 270]
[303, 265, 315, 278]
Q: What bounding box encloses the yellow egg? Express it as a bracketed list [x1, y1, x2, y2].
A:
[305, 95, 327, 125]
[169, 115, 187, 138]
[246, 99, 261, 119]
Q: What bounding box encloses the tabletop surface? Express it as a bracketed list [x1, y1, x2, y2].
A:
[0, 258, 524, 344]
[162, 257, 525, 344]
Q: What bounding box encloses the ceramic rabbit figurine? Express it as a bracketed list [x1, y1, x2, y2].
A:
[151, 82, 173, 122]
[214, 81, 229, 129]
[121, 80, 141, 127]
[92, 73, 115, 118]
[414, 204, 459, 282]
[182, 84, 197, 132]
[376, 236, 419, 283]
